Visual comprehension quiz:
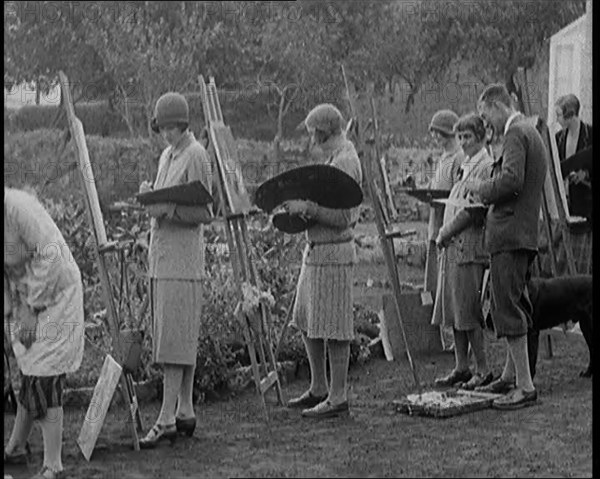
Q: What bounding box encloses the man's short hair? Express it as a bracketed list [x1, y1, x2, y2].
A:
[478, 84, 513, 108]
[556, 94, 580, 119]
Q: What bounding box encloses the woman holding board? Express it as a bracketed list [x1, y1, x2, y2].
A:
[139, 92, 213, 447]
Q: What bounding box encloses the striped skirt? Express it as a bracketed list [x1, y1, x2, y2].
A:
[291, 261, 355, 341]
[18, 374, 66, 420]
[151, 279, 203, 365]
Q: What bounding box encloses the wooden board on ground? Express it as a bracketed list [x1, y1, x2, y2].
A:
[77, 355, 122, 461]
[392, 389, 504, 418]
[381, 292, 443, 359]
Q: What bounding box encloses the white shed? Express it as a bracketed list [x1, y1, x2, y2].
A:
[547, 0, 593, 131]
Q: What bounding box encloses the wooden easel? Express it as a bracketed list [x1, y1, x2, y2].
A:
[515, 68, 580, 279]
[58, 72, 143, 459]
[514, 67, 583, 356]
[198, 76, 284, 421]
[341, 66, 421, 392]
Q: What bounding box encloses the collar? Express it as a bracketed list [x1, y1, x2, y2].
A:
[441, 142, 461, 158]
[319, 133, 346, 159]
[504, 111, 521, 135]
[459, 147, 487, 178]
[168, 130, 195, 158]
[567, 118, 581, 135]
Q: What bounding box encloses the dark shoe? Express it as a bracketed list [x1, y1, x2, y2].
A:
[139, 423, 177, 449]
[301, 400, 349, 419]
[175, 417, 196, 437]
[434, 369, 472, 388]
[30, 466, 66, 479]
[461, 372, 494, 391]
[4, 445, 29, 465]
[287, 390, 328, 409]
[475, 376, 516, 394]
[492, 388, 538, 410]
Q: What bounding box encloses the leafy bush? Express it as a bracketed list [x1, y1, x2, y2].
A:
[5, 102, 139, 137]
[4, 129, 310, 207]
[4, 90, 308, 142]
[4, 129, 158, 205]
[30, 194, 377, 397]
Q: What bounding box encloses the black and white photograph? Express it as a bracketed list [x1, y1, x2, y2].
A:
[4, 1, 593, 477]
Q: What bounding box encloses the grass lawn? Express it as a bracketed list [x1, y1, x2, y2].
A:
[4, 220, 592, 478]
[4, 329, 592, 478]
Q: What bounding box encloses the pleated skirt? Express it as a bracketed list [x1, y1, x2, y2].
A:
[151, 279, 203, 365]
[291, 262, 355, 341]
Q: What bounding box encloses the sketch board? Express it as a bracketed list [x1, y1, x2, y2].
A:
[77, 355, 122, 461]
[209, 124, 252, 214]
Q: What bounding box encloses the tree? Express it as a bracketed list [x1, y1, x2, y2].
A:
[236, 2, 341, 144]
[456, 0, 586, 101]
[342, 1, 466, 113]
[83, 1, 223, 136]
[4, 1, 112, 108]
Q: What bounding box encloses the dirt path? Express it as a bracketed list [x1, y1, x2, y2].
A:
[4, 329, 592, 478]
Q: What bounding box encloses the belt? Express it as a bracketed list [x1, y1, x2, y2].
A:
[308, 237, 353, 249]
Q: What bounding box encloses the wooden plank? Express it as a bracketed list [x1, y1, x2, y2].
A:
[58, 72, 121, 353]
[209, 125, 252, 214]
[58, 72, 108, 247]
[382, 293, 443, 357]
[77, 355, 122, 461]
[260, 371, 278, 395]
[59, 71, 140, 454]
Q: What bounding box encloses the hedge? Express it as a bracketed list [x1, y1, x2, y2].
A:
[4, 90, 308, 141]
[4, 129, 157, 204]
[3, 129, 311, 205]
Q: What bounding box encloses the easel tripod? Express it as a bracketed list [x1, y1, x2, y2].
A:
[58, 72, 143, 460]
[198, 76, 284, 421]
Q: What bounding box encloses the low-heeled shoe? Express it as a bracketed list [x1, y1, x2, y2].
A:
[434, 369, 472, 388]
[287, 391, 327, 409]
[475, 377, 516, 394]
[492, 389, 538, 410]
[139, 424, 178, 449]
[301, 400, 349, 419]
[175, 417, 196, 437]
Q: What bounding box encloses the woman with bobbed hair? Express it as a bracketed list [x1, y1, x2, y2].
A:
[431, 113, 495, 390]
[138, 92, 214, 447]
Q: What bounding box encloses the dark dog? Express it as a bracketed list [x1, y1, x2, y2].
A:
[527, 275, 593, 378]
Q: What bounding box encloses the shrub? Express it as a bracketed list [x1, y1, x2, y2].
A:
[30, 194, 377, 396]
[4, 90, 308, 141]
[6, 102, 141, 137]
[4, 129, 159, 205]
[4, 129, 311, 207]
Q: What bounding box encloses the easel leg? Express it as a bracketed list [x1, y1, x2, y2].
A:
[545, 333, 553, 359]
[119, 374, 140, 450]
[125, 373, 144, 431]
[242, 319, 270, 423]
